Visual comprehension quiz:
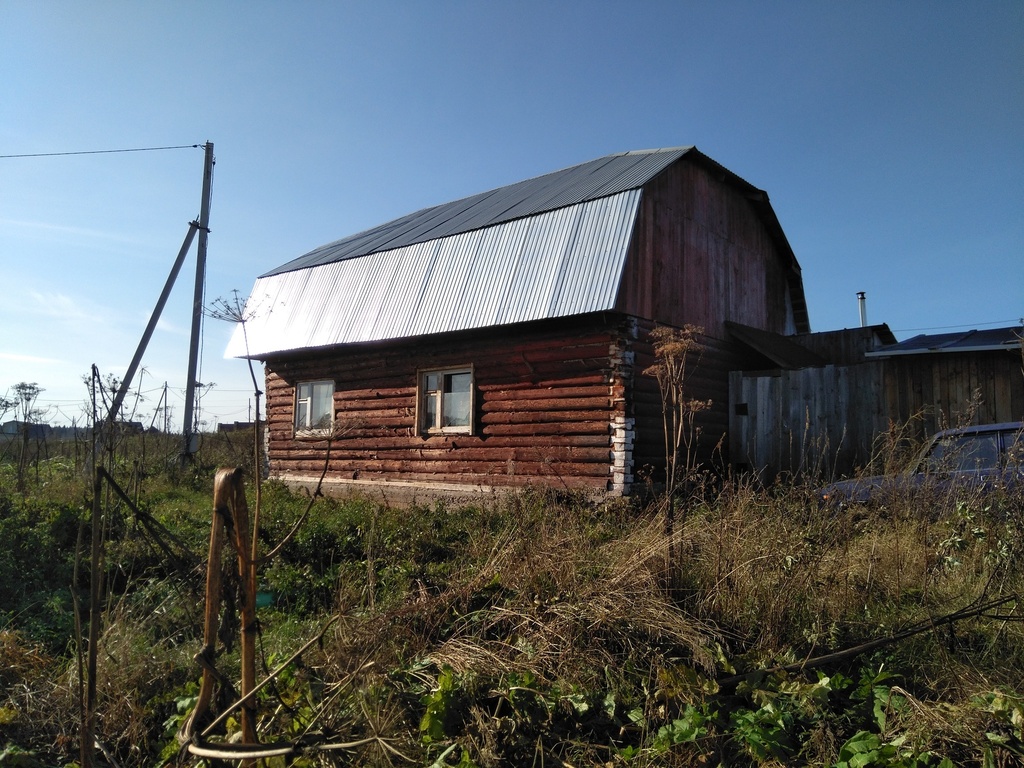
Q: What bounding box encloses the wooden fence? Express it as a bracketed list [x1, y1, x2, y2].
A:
[729, 350, 1023, 480]
[729, 364, 885, 480]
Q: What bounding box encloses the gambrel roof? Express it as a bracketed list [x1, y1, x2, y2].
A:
[228, 147, 806, 358]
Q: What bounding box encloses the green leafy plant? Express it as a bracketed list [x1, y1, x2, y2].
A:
[973, 690, 1024, 759]
[653, 703, 714, 751]
[833, 730, 953, 768]
[420, 666, 465, 745]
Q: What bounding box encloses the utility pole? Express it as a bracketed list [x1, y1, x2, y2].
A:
[148, 382, 168, 433]
[82, 141, 215, 768]
[182, 141, 214, 460]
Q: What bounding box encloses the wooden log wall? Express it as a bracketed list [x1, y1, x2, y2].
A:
[629, 318, 748, 481]
[263, 315, 631, 494]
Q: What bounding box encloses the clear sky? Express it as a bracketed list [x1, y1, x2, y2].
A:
[2, 2, 1021, 428]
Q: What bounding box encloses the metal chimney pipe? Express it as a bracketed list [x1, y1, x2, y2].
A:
[857, 291, 867, 327]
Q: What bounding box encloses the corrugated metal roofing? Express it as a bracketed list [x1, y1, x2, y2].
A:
[228, 145, 810, 358]
[262, 147, 692, 277]
[865, 326, 1024, 357]
[226, 191, 642, 358]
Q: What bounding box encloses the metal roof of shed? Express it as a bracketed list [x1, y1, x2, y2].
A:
[865, 326, 1023, 357]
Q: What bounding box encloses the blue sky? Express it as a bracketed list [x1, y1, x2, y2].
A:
[2, 2, 1021, 427]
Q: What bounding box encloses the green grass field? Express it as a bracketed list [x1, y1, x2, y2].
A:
[1, 431, 1021, 767]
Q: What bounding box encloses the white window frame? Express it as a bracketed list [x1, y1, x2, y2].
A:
[417, 366, 474, 436]
[294, 380, 334, 436]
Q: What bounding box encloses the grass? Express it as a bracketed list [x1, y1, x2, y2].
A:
[0, 432, 1021, 766]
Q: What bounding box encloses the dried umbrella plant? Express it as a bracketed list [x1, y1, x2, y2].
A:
[643, 324, 712, 577]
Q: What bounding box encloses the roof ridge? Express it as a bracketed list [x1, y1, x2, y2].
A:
[262, 147, 695, 277]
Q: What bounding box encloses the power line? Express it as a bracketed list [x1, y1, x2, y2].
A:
[892, 318, 1023, 333]
[0, 144, 201, 159]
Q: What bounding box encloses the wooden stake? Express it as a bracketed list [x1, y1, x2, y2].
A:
[179, 467, 258, 760]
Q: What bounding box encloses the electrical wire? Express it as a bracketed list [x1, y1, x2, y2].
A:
[892, 318, 1023, 333]
[0, 144, 202, 159]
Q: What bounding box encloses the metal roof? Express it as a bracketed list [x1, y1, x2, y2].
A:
[262, 147, 693, 277]
[227, 191, 642, 358]
[228, 146, 809, 358]
[865, 326, 1024, 357]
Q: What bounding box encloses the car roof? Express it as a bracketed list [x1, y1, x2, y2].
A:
[932, 422, 1023, 440]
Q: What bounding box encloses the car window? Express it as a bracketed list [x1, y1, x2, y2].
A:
[924, 433, 1000, 472]
[1002, 429, 1024, 469]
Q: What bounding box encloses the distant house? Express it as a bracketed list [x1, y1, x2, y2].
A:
[0, 420, 52, 439]
[218, 421, 255, 434]
[229, 147, 810, 497]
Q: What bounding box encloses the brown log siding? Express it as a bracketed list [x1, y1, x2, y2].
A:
[263, 315, 630, 493]
[630, 318, 750, 479]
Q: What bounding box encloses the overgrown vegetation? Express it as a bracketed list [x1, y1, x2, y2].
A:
[0, 430, 1022, 767]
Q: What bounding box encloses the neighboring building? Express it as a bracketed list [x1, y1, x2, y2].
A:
[218, 421, 256, 434]
[228, 147, 810, 498]
[867, 326, 1023, 435]
[729, 325, 1024, 479]
[0, 420, 52, 439]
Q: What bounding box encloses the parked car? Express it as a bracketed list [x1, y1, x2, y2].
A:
[818, 422, 1023, 506]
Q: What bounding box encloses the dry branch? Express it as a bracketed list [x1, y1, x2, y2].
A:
[715, 592, 1020, 691]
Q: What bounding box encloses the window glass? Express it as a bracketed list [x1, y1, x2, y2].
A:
[420, 367, 472, 434]
[424, 390, 439, 430]
[295, 380, 334, 433]
[311, 383, 333, 428]
[443, 372, 471, 427]
[953, 434, 999, 471]
[926, 433, 999, 472]
[1002, 429, 1024, 464]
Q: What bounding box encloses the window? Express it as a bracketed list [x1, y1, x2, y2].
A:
[419, 367, 473, 435]
[294, 380, 334, 435]
[925, 433, 1000, 472]
[1002, 429, 1023, 467]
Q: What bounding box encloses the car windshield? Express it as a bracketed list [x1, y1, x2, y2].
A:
[921, 433, 1000, 473]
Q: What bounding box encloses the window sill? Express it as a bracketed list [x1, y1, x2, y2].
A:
[294, 429, 333, 440]
[421, 428, 473, 438]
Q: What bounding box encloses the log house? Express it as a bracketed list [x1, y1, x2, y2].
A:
[228, 147, 811, 498]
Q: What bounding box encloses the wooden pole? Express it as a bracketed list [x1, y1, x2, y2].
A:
[182, 141, 214, 460]
[180, 474, 228, 740]
[222, 468, 258, 746]
[80, 468, 104, 768]
[180, 468, 258, 754]
[107, 222, 199, 425]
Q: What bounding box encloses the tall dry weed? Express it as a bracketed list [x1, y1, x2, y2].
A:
[668, 473, 1023, 675]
